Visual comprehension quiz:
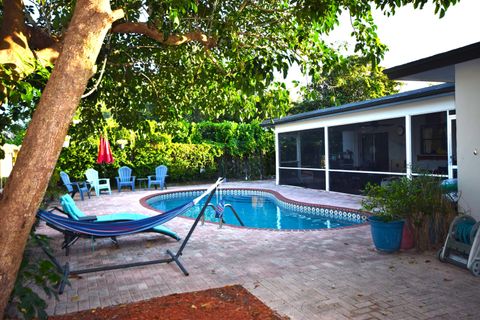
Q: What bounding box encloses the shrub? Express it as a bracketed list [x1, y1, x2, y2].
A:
[362, 175, 457, 251]
[56, 120, 274, 184]
[169, 143, 222, 181]
[362, 177, 413, 222]
[7, 230, 62, 320]
[409, 175, 457, 251]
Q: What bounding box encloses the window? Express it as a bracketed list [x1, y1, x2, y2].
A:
[278, 128, 326, 190]
[279, 133, 298, 167]
[411, 112, 448, 174]
[299, 128, 325, 169]
[329, 172, 397, 195]
[279, 169, 325, 189]
[420, 124, 447, 155]
[279, 128, 325, 169]
[328, 118, 406, 173]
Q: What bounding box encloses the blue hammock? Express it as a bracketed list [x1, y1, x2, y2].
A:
[38, 201, 193, 238]
[38, 178, 222, 238]
[38, 178, 224, 294]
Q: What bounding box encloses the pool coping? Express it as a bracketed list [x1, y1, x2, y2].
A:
[140, 187, 371, 232]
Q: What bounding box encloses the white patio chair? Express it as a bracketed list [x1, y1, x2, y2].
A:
[85, 168, 112, 196]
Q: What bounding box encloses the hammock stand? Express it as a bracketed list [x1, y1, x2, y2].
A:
[37, 178, 224, 294]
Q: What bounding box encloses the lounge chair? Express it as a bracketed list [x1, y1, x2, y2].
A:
[85, 168, 112, 196]
[115, 166, 136, 192]
[148, 165, 168, 190]
[60, 171, 90, 201]
[37, 178, 224, 292]
[59, 194, 180, 248]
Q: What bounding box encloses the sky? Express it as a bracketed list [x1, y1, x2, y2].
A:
[283, 0, 480, 99]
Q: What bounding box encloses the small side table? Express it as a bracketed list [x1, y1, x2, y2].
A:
[137, 178, 148, 190]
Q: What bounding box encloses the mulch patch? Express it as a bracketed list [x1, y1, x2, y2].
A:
[50, 285, 289, 320]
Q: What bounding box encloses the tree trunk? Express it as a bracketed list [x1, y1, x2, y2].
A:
[0, 0, 123, 316]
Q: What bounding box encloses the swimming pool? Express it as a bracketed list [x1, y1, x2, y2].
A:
[145, 189, 367, 230]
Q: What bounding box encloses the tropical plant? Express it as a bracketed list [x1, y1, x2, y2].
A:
[362, 177, 413, 222]
[6, 231, 62, 320]
[362, 174, 457, 250]
[0, 63, 50, 156]
[408, 174, 457, 251]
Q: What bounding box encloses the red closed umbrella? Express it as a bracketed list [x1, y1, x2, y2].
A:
[97, 135, 114, 164]
[96, 136, 105, 164]
[103, 136, 114, 164]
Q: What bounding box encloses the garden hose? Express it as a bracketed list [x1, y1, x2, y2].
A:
[454, 220, 476, 245]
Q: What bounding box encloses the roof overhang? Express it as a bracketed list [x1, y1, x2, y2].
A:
[384, 42, 480, 82]
[262, 83, 454, 127]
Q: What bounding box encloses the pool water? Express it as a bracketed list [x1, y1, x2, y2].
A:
[147, 190, 365, 230]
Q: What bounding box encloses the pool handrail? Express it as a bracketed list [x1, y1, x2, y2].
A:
[203, 203, 244, 228]
[224, 204, 245, 227]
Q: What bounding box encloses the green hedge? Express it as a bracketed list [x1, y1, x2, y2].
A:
[57, 120, 274, 183]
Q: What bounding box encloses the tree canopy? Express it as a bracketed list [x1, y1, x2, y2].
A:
[1, 0, 455, 135]
[291, 54, 400, 114]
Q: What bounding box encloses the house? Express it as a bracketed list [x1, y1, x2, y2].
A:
[384, 42, 480, 220]
[265, 42, 480, 219]
[0, 144, 21, 189]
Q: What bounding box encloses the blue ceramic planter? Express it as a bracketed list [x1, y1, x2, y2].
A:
[368, 216, 404, 253]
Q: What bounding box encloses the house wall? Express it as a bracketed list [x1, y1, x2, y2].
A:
[0, 144, 19, 178]
[0, 144, 20, 189]
[455, 58, 480, 220]
[0, 151, 14, 178]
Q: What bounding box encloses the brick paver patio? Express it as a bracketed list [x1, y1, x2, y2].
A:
[40, 180, 480, 319]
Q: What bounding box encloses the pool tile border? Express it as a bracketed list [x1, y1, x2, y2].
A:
[140, 187, 370, 232]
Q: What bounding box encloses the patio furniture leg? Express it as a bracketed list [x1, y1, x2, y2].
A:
[58, 262, 70, 295]
[70, 257, 173, 275]
[163, 187, 217, 275]
[62, 233, 79, 256]
[166, 249, 188, 275]
[37, 236, 71, 294]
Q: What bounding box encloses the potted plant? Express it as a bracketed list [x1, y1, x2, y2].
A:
[362, 177, 413, 253]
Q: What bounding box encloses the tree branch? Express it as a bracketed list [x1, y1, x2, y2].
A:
[81, 55, 108, 98]
[111, 22, 217, 49]
[26, 26, 58, 49]
[25, 26, 62, 65]
[0, 0, 28, 44]
[239, 0, 249, 12]
[0, 0, 35, 74]
[0, 0, 62, 70]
